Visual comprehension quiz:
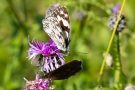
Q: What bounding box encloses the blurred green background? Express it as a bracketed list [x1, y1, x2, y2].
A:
[0, 0, 135, 90]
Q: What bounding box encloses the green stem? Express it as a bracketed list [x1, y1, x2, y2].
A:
[22, 0, 28, 21]
[97, 0, 127, 85]
[114, 33, 121, 88]
[6, 0, 28, 36]
[111, 33, 126, 89]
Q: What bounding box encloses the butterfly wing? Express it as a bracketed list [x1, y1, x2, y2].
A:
[44, 60, 82, 80]
[42, 17, 66, 52]
[42, 4, 70, 52]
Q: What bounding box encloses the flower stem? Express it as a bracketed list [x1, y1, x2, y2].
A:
[6, 0, 28, 36]
[112, 33, 121, 89]
[112, 33, 126, 89]
[97, 0, 126, 83]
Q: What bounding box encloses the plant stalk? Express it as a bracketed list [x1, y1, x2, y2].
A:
[112, 32, 125, 89]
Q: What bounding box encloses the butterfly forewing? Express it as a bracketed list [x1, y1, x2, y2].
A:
[44, 60, 82, 80]
[42, 4, 70, 52]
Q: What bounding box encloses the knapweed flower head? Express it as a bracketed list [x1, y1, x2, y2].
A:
[108, 4, 126, 32]
[23, 74, 54, 90]
[28, 39, 65, 73]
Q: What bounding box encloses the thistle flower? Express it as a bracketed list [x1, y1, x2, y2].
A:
[108, 4, 126, 32]
[28, 39, 65, 73]
[23, 74, 54, 90]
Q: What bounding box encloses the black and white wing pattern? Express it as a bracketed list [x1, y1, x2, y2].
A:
[42, 4, 70, 52]
[44, 60, 82, 80]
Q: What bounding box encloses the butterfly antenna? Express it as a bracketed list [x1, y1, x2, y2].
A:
[73, 51, 88, 54]
[69, 50, 88, 55]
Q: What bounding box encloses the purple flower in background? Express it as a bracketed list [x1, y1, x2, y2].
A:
[108, 4, 126, 32]
[73, 10, 86, 21]
[28, 39, 65, 73]
[112, 4, 121, 14]
[23, 74, 54, 90]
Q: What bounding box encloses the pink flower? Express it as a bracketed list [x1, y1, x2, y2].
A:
[23, 74, 54, 90]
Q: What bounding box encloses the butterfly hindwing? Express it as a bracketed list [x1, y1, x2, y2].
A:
[42, 4, 70, 52]
[44, 60, 82, 80]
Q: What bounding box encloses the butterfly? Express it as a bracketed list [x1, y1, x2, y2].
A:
[42, 3, 71, 53]
[44, 60, 82, 80]
[42, 4, 82, 80]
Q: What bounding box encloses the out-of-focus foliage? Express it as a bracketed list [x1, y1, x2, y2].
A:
[0, 0, 135, 90]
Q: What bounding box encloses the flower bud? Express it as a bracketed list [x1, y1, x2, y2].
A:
[108, 14, 126, 32]
[103, 53, 113, 67]
[108, 4, 126, 32]
[125, 85, 135, 90]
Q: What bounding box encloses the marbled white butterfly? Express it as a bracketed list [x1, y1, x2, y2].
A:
[42, 4, 82, 80]
[42, 3, 70, 53]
